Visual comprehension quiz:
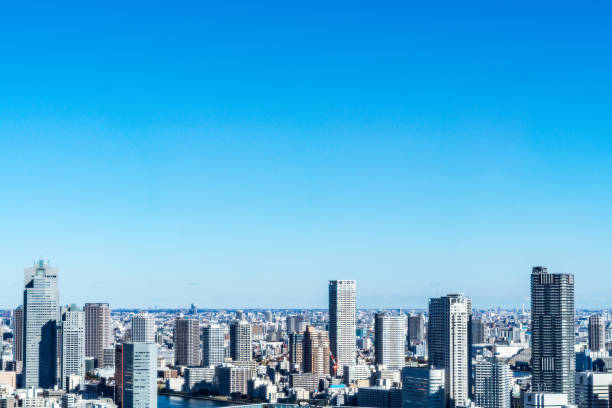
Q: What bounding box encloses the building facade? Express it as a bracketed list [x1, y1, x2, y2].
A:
[303, 326, 330, 375]
[229, 320, 252, 363]
[474, 357, 511, 408]
[60, 305, 85, 391]
[84, 303, 112, 368]
[531, 266, 575, 403]
[122, 343, 157, 408]
[174, 317, 200, 367]
[131, 313, 156, 344]
[202, 324, 224, 367]
[374, 313, 406, 371]
[401, 366, 445, 408]
[588, 315, 605, 353]
[329, 280, 356, 377]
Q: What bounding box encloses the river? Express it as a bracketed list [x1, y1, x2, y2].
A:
[158, 395, 233, 408]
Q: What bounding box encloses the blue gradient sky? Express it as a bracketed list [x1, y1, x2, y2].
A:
[1, 1, 611, 309]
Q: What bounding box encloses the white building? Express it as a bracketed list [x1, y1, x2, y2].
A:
[329, 280, 356, 377]
[131, 314, 155, 344]
[474, 357, 511, 408]
[60, 305, 85, 392]
[202, 324, 224, 367]
[524, 392, 577, 408]
[574, 371, 612, 408]
[374, 313, 406, 371]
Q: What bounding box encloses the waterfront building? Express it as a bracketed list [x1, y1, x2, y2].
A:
[216, 365, 251, 396]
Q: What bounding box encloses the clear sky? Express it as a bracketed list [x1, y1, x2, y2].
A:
[1, 1, 611, 309]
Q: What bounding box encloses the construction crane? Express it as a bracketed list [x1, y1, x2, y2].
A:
[328, 347, 339, 376]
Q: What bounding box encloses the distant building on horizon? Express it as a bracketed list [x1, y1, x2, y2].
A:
[530, 266, 575, 403]
[329, 280, 356, 377]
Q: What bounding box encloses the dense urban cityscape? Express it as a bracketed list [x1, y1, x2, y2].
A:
[0, 261, 608, 408]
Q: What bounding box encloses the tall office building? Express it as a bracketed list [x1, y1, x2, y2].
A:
[575, 371, 612, 408]
[60, 305, 85, 391]
[288, 332, 304, 372]
[428, 294, 471, 408]
[13, 306, 23, 362]
[131, 313, 155, 344]
[229, 320, 252, 362]
[122, 343, 157, 408]
[23, 260, 60, 388]
[329, 280, 356, 377]
[84, 303, 112, 368]
[408, 314, 425, 346]
[471, 319, 486, 344]
[531, 266, 575, 403]
[401, 366, 445, 408]
[114, 344, 123, 408]
[202, 324, 224, 367]
[287, 315, 307, 334]
[303, 326, 330, 375]
[174, 317, 200, 367]
[374, 313, 406, 371]
[473, 357, 511, 408]
[588, 314, 605, 353]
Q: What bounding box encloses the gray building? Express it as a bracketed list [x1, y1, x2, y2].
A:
[408, 314, 425, 346]
[174, 317, 200, 367]
[375, 313, 406, 371]
[474, 357, 511, 408]
[84, 303, 112, 368]
[23, 260, 60, 388]
[122, 343, 157, 408]
[288, 332, 304, 372]
[202, 324, 224, 367]
[588, 315, 605, 353]
[531, 266, 575, 403]
[13, 307, 23, 363]
[329, 280, 356, 377]
[229, 320, 252, 362]
[574, 371, 612, 408]
[60, 305, 85, 391]
[401, 366, 445, 408]
[428, 294, 471, 408]
[471, 318, 487, 344]
[357, 386, 402, 408]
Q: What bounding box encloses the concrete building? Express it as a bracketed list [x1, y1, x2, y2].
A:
[13, 306, 23, 363]
[216, 365, 251, 396]
[122, 343, 157, 408]
[202, 324, 224, 367]
[229, 320, 252, 363]
[60, 305, 85, 392]
[344, 364, 371, 385]
[23, 260, 60, 388]
[303, 326, 330, 375]
[408, 314, 425, 346]
[428, 294, 471, 408]
[174, 317, 200, 367]
[288, 332, 304, 372]
[184, 367, 215, 392]
[574, 371, 612, 408]
[329, 280, 356, 377]
[588, 315, 605, 353]
[471, 319, 487, 344]
[474, 357, 511, 408]
[531, 266, 575, 403]
[131, 314, 155, 344]
[375, 313, 406, 371]
[358, 386, 402, 408]
[401, 366, 445, 408]
[84, 303, 112, 368]
[114, 344, 123, 408]
[287, 315, 306, 334]
[523, 392, 575, 408]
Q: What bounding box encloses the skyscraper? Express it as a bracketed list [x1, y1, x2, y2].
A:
[401, 366, 445, 408]
[23, 260, 60, 388]
[471, 318, 486, 344]
[530, 266, 575, 403]
[473, 357, 511, 408]
[174, 317, 200, 367]
[303, 326, 330, 375]
[131, 313, 155, 344]
[84, 303, 112, 368]
[288, 332, 304, 372]
[202, 324, 224, 367]
[588, 314, 605, 353]
[329, 280, 356, 377]
[374, 313, 406, 371]
[408, 313, 425, 346]
[229, 319, 252, 362]
[114, 344, 123, 408]
[60, 305, 85, 392]
[428, 294, 471, 408]
[13, 306, 23, 363]
[122, 343, 157, 408]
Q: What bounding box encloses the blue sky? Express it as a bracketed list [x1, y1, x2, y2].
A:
[1, 1, 611, 309]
